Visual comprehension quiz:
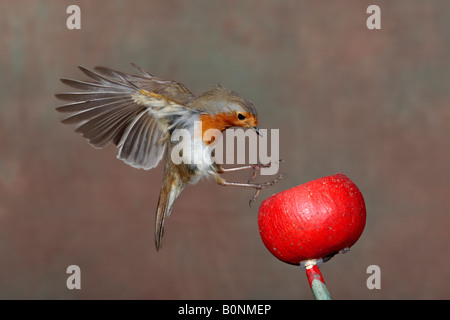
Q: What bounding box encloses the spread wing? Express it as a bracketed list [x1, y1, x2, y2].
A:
[55, 64, 195, 170]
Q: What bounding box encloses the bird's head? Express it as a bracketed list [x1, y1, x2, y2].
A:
[195, 85, 261, 136]
[229, 108, 261, 136]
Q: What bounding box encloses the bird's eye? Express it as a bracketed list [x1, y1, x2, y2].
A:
[238, 113, 246, 120]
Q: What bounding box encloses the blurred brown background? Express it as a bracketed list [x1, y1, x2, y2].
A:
[1, 0, 449, 299]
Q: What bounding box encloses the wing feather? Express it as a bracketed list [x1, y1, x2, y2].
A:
[56, 64, 195, 170]
[59, 79, 122, 92]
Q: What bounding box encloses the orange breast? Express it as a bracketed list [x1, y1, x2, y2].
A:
[199, 112, 255, 144]
[200, 112, 258, 144]
[199, 113, 233, 144]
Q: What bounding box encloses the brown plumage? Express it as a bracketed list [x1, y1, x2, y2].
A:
[56, 64, 283, 250]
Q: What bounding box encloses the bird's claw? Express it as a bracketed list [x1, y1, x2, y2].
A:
[248, 173, 285, 206]
[247, 159, 285, 183]
[249, 189, 261, 207]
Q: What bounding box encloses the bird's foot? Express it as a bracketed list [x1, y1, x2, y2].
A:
[248, 173, 285, 206]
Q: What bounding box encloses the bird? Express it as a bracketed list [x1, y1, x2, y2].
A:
[55, 64, 283, 250]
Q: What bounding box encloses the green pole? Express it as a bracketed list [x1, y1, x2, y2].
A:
[301, 259, 332, 300]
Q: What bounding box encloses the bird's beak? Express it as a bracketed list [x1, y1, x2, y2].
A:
[253, 126, 262, 137]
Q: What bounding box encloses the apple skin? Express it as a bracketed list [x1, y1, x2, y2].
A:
[258, 174, 366, 265]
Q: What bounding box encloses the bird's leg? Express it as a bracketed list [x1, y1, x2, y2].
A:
[217, 160, 284, 184]
[217, 164, 259, 173]
[246, 163, 275, 184]
[214, 173, 284, 206]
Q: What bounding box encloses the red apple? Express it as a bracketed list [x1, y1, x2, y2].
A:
[258, 173, 366, 265]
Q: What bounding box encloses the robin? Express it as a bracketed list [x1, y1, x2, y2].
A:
[56, 64, 283, 250]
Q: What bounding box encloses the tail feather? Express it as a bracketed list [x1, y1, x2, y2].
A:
[155, 163, 185, 251]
